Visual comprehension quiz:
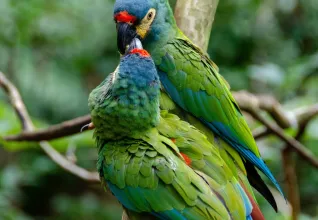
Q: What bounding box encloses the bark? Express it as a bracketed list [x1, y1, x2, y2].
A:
[174, 0, 219, 51]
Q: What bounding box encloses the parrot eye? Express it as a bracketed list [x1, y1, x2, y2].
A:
[135, 8, 156, 39]
[144, 9, 156, 23]
[147, 12, 153, 20]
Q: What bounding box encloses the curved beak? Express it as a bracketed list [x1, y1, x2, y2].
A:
[117, 22, 137, 54]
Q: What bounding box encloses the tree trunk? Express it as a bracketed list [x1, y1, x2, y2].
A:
[174, 0, 219, 51]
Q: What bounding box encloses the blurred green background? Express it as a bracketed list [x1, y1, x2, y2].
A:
[0, 0, 317, 219]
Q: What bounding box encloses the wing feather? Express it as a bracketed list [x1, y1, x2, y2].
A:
[157, 37, 284, 197]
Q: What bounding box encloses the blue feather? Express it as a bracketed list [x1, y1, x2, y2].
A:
[108, 181, 194, 220]
[107, 182, 140, 212]
[235, 184, 253, 217]
[158, 71, 186, 109]
[153, 209, 188, 220]
[205, 121, 285, 198]
[246, 215, 253, 220]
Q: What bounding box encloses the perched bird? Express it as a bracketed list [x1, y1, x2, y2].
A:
[89, 38, 265, 220]
[113, 0, 284, 210]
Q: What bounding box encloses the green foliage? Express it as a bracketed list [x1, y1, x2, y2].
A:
[0, 0, 118, 123]
[0, 100, 94, 152]
[50, 194, 122, 220]
[0, 0, 317, 219]
[0, 150, 121, 219]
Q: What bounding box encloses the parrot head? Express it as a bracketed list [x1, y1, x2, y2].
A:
[114, 0, 176, 54]
[121, 37, 158, 88]
[89, 38, 160, 139]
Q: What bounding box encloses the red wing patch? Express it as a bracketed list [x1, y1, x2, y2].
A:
[180, 153, 192, 166]
[170, 138, 192, 166]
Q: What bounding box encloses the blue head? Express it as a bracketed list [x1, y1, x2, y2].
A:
[112, 38, 161, 135]
[89, 38, 161, 140]
[114, 0, 177, 54]
[118, 38, 160, 91]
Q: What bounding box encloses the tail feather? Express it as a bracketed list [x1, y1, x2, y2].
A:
[204, 121, 285, 200]
[245, 160, 278, 211]
[238, 146, 285, 199]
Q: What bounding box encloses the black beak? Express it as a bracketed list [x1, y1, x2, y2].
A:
[117, 22, 137, 54]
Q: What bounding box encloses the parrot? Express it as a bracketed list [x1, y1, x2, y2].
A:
[112, 0, 284, 210]
[89, 38, 265, 219]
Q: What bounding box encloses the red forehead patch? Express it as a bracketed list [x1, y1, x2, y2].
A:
[114, 11, 137, 23]
[129, 48, 150, 57]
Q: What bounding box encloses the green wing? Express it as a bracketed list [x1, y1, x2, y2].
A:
[97, 137, 234, 220]
[158, 110, 255, 218]
[155, 36, 284, 197]
[156, 37, 259, 157]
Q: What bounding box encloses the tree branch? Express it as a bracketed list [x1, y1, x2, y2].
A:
[4, 115, 91, 141]
[251, 101, 318, 140]
[234, 91, 296, 129]
[0, 72, 100, 183]
[252, 103, 318, 140]
[282, 147, 299, 220]
[249, 110, 318, 168]
[253, 127, 272, 140]
[281, 106, 317, 220]
[0, 73, 33, 131]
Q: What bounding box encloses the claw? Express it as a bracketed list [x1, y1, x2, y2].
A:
[88, 122, 95, 130]
[81, 122, 95, 132]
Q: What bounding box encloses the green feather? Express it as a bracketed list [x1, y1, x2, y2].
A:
[89, 41, 257, 219]
[94, 110, 251, 219]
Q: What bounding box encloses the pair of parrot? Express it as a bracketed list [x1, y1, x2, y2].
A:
[88, 0, 284, 219]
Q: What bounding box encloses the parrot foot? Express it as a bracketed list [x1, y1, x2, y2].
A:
[81, 122, 95, 132]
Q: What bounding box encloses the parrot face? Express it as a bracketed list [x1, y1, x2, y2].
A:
[114, 0, 173, 54]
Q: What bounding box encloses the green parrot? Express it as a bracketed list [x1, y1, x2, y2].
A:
[89, 38, 265, 219]
[113, 0, 284, 209]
